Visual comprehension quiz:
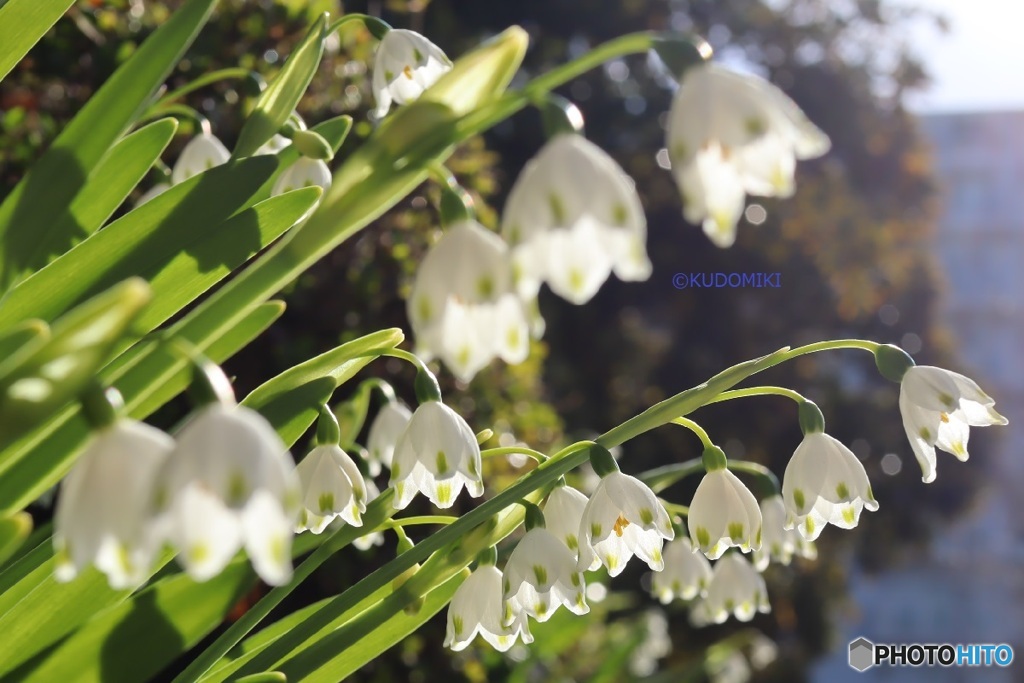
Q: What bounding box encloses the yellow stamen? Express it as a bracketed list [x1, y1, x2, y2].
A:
[613, 514, 630, 537]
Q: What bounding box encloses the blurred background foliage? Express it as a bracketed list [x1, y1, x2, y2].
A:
[0, 0, 994, 680]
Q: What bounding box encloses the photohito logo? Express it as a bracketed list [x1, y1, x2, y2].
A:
[847, 636, 1014, 672]
[672, 272, 781, 289]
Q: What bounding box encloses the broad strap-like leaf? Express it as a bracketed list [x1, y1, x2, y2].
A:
[0, 156, 278, 328]
[0, 0, 75, 83]
[0, 301, 285, 516]
[52, 117, 178, 247]
[0, 0, 217, 288]
[233, 14, 327, 158]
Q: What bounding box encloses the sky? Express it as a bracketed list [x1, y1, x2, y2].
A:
[905, 0, 1024, 113]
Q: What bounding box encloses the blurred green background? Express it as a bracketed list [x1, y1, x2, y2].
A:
[1, 0, 1004, 680]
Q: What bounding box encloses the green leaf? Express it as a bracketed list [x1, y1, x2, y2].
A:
[0, 512, 31, 565]
[0, 156, 278, 327]
[234, 14, 327, 158]
[294, 573, 465, 683]
[241, 328, 404, 446]
[0, 0, 217, 288]
[9, 559, 255, 683]
[0, 319, 49, 362]
[0, 0, 75, 83]
[53, 117, 179, 246]
[0, 300, 285, 517]
[0, 279, 150, 445]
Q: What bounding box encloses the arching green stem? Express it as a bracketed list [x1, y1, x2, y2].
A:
[705, 385, 805, 405]
[671, 416, 713, 447]
[481, 446, 548, 463]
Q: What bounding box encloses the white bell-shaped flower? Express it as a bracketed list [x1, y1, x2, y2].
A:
[651, 537, 713, 603]
[170, 132, 231, 185]
[752, 494, 816, 571]
[294, 444, 366, 534]
[782, 432, 878, 541]
[54, 419, 173, 588]
[501, 133, 652, 304]
[152, 403, 299, 585]
[365, 400, 413, 476]
[445, 564, 533, 651]
[699, 553, 771, 623]
[353, 478, 386, 551]
[688, 468, 762, 560]
[503, 527, 589, 622]
[389, 400, 484, 509]
[666, 63, 830, 248]
[408, 220, 529, 382]
[271, 157, 332, 196]
[371, 29, 452, 118]
[542, 485, 600, 570]
[577, 471, 675, 577]
[898, 365, 1008, 483]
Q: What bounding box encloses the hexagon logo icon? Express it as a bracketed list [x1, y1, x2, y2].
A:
[849, 637, 875, 672]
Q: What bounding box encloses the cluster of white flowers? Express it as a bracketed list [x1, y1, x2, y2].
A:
[55, 403, 301, 588]
[384, 35, 834, 382]
[54, 365, 489, 589]
[446, 470, 675, 651]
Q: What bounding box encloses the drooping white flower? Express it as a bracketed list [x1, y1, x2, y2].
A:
[371, 29, 452, 118]
[365, 401, 413, 476]
[577, 471, 675, 576]
[294, 444, 366, 534]
[688, 468, 762, 560]
[698, 553, 771, 624]
[271, 157, 332, 196]
[54, 419, 173, 588]
[782, 432, 878, 541]
[898, 365, 1008, 483]
[170, 132, 231, 185]
[389, 400, 483, 509]
[501, 133, 652, 304]
[503, 527, 589, 622]
[752, 494, 816, 571]
[407, 220, 529, 382]
[353, 478, 386, 551]
[542, 484, 600, 570]
[152, 404, 299, 585]
[444, 564, 533, 651]
[651, 537, 713, 603]
[666, 63, 830, 248]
